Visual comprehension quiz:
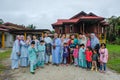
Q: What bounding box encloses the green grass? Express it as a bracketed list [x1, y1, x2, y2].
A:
[0, 49, 11, 73]
[107, 44, 120, 73]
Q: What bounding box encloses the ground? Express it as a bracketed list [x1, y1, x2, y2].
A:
[1, 58, 120, 80]
[0, 44, 120, 80]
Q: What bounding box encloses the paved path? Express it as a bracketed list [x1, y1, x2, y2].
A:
[2, 59, 120, 80]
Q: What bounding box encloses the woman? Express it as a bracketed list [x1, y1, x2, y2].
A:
[81, 35, 87, 47]
[90, 33, 100, 49]
[60, 34, 66, 63]
[10, 35, 20, 70]
[20, 35, 28, 67]
[52, 33, 61, 66]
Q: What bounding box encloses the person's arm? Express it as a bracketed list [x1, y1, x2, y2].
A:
[105, 48, 109, 61]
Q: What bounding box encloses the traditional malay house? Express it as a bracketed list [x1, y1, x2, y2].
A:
[0, 22, 51, 48]
[52, 11, 109, 43]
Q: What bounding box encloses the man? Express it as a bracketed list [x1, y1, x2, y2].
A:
[78, 33, 83, 45]
[44, 32, 52, 65]
[52, 33, 61, 66]
[10, 35, 20, 70]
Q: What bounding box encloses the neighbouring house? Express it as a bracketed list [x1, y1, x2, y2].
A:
[0, 22, 51, 48]
[52, 11, 109, 36]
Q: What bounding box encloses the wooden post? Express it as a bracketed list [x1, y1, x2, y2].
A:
[24, 32, 27, 40]
[42, 32, 44, 40]
[2, 32, 5, 48]
[83, 23, 84, 34]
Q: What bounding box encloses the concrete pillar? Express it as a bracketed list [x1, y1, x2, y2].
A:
[2, 32, 5, 48]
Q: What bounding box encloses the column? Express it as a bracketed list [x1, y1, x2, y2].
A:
[2, 32, 5, 48]
[24, 32, 27, 40]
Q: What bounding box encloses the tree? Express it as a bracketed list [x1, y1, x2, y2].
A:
[0, 19, 4, 24]
[26, 24, 36, 29]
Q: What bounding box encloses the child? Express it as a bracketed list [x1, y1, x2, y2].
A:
[86, 37, 91, 47]
[91, 49, 99, 71]
[62, 43, 69, 66]
[37, 40, 46, 68]
[78, 44, 86, 68]
[99, 43, 108, 73]
[28, 41, 38, 74]
[69, 40, 76, 64]
[73, 44, 79, 66]
[85, 47, 92, 70]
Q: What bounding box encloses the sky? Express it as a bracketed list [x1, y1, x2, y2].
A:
[0, 0, 120, 30]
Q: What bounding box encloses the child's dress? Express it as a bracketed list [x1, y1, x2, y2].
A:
[63, 46, 69, 64]
[37, 44, 46, 67]
[99, 48, 108, 71]
[78, 48, 86, 68]
[73, 48, 79, 65]
[85, 50, 92, 69]
[28, 46, 38, 73]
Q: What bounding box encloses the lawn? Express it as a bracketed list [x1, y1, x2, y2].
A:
[0, 49, 11, 73]
[107, 44, 120, 73]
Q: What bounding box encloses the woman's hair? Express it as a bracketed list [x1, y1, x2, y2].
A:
[100, 43, 106, 48]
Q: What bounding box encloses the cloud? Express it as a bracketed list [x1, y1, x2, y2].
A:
[0, 0, 120, 30]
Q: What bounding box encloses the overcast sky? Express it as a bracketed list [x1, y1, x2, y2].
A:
[0, 0, 120, 30]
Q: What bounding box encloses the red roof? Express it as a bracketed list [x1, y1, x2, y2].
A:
[80, 16, 104, 20]
[0, 27, 8, 31]
[52, 11, 105, 26]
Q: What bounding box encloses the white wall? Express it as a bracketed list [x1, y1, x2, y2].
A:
[5, 32, 14, 47]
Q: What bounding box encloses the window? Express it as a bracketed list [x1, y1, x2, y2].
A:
[70, 25, 73, 32]
[59, 27, 63, 33]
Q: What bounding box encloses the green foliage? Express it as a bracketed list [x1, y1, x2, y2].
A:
[107, 16, 120, 44]
[0, 19, 4, 24]
[0, 49, 11, 60]
[26, 24, 36, 29]
[107, 44, 120, 73]
[0, 49, 11, 73]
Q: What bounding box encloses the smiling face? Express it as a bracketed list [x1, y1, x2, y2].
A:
[54, 33, 58, 38]
[45, 33, 48, 37]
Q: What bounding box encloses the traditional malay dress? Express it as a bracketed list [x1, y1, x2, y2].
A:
[52, 38, 61, 65]
[44, 36, 52, 64]
[20, 40, 29, 67]
[33, 39, 40, 66]
[60, 38, 66, 63]
[28, 46, 38, 73]
[81, 35, 87, 47]
[10, 39, 20, 69]
[37, 44, 46, 67]
[78, 47, 86, 68]
[90, 33, 100, 49]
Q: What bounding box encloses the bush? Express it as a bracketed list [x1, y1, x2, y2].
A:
[115, 37, 120, 45]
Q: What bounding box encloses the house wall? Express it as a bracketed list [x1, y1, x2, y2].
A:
[5, 32, 14, 47]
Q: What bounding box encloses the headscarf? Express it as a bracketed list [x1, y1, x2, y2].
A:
[81, 35, 87, 47]
[90, 33, 100, 49]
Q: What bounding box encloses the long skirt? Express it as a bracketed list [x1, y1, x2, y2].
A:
[20, 57, 28, 67]
[11, 59, 19, 69]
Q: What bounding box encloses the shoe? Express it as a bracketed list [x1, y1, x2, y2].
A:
[96, 68, 98, 72]
[31, 72, 35, 74]
[91, 66, 94, 71]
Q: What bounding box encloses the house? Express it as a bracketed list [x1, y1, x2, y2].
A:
[52, 11, 109, 36]
[0, 22, 51, 48]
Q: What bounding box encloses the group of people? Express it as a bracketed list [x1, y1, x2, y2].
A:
[10, 32, 108, 74]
